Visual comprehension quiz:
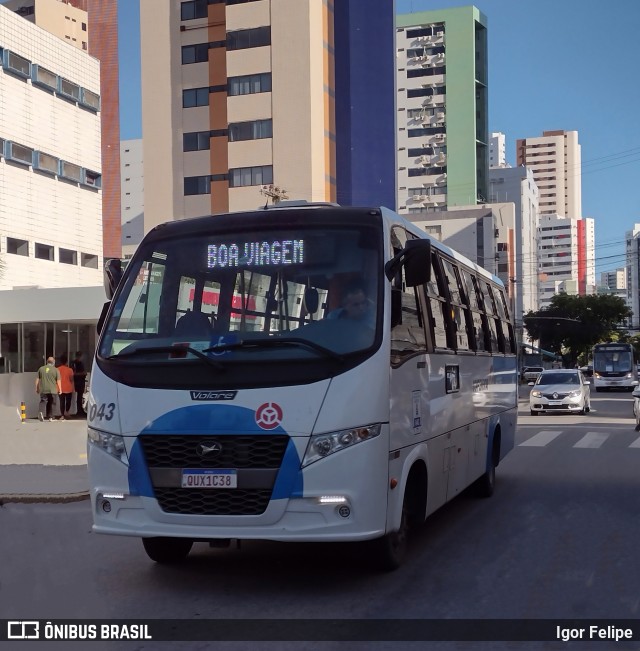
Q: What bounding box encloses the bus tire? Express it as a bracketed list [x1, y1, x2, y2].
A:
[475, 431, 499, 498]
[371, 499, 409, 571]
[142, 537, 193, 563]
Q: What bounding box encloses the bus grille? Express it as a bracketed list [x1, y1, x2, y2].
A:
[153, 488, 272, 515]
[138, 434, 289, 516]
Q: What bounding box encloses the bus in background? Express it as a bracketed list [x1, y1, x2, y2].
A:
[592, 342, 638, 392]
[87, 203, 517, 570]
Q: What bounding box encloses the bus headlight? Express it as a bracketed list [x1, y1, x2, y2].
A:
[302, 424, 381, 467]
[88, 428, 128, 465]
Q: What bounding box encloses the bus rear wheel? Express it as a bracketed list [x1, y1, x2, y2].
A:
[142, 537, 193, 563]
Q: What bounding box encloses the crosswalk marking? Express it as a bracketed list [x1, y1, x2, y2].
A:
[574, 432, 608, 448]
[629, 437, 640, 448]
[519, 430, 562, 447]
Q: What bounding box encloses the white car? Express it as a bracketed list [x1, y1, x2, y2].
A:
[529, 369, 591, 415]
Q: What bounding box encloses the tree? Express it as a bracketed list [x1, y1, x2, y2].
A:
[523, 293, 631, 367]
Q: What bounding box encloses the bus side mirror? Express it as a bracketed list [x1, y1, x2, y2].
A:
[385, 239, 431, 287]
[104, 258, 123, 300]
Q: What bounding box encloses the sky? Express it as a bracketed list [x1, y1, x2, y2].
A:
[115, 0, 639, 276]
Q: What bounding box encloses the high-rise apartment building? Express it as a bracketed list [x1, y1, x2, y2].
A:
[516, 130, 582, 220]
[396, 6, 488, 215]
[489, 131, 508, 169]
[120, 138, 144, 258]
[0, 4, 102, 289]
[489, 166, 539, 316]
[139, 0, 395, 234]
[537, 214, 595, 308]
[626, 225, 640, 330]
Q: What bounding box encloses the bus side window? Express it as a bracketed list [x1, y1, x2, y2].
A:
[441, 258, 472, 351]
[496, 286, 516, 354]
[460, 269, 489, 353]
[389, 229, 427, 365]
[424, 253, 454, 350]
[484, 282, 507, 353]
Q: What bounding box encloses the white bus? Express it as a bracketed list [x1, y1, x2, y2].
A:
[592, 342, 638, 391]
[88, 203, 517, 569]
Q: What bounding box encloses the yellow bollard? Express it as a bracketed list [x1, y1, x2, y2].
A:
[20, 401, 26, 423]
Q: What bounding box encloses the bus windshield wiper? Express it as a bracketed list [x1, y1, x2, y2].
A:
[107, 345, 225, 370]
[203, 337, 344, 362]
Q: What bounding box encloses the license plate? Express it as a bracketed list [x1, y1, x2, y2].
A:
[549, 401, 562, 405]
[181, 469, 237, 488]
[610, 381, 621, 385]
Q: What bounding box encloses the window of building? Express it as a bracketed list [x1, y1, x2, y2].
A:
[59, 248, 78, 265]
[229, 165, 273, 188]
[35, 243, 54, 261]
[6, 142, 33, 166]
[183, 131, 211, 151]
[34, 151, 59, 175]
[184, 175, 211, 195]
[228, 119, 272, 142]
[81, 88, 100, 111]
[58, 78, 81, 102]
[0, 137, 4, 157]
[183, 87, 209, 108]
[59, 161, 82, 183]
[83, 170, 102, 189]
[228, 72, 271, 96]
[181, 0, 208, 20]
[81, 253, 99, 269]
[82, 22, 87, 30]
[31, 65, 57, 91]
[7, 237, 29, 256]
[407, 66, 445, 79]
[227, 26, 271, 51]
[4, 50, 30, 78]
[182, 43, 210, 64]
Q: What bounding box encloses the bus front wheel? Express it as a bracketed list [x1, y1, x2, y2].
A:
[372, 501, 409, 571]
[142, 537, 193, 564]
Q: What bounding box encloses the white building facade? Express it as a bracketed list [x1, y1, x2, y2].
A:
[489, 166, 539, 316]
[120, 138, 144, 257]
[537, 214, 595, 308]
[626, 225, 640, 330]
[489, 131, 508, 169]
[0, 5, 102, 290]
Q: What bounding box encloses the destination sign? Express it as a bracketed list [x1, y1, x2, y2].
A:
[207, 239, 305, 269]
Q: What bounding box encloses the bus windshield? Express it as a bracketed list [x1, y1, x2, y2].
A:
[593, 349, 632, 373]
[99, 222, 382, 367]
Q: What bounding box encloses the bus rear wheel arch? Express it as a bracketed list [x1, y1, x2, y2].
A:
[142, 537, 193, 564]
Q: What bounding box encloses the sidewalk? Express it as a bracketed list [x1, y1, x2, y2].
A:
[0, 404, 89, 503]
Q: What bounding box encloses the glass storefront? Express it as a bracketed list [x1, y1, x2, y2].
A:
[0, 323, 96, 373]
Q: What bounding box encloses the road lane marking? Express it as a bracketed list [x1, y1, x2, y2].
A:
[574, 432, 609, 448]
[519, 430, 562, 447]
[629, 437, 640, 448]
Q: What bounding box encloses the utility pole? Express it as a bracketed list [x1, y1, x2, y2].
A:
[260, 184, 289, 205]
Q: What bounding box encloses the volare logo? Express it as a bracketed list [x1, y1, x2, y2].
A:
[190, 391, 237, 401]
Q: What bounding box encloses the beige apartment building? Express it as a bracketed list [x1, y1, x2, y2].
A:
[516, 130, 582, 220]
[140, 0, 337, 233]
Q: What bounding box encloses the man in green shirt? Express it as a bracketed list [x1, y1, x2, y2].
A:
[35, 357, 61, 422]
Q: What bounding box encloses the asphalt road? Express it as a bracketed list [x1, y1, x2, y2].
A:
[1, 387, 639, 650]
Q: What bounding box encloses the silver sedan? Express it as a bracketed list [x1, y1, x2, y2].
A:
[529, 369, 591, 415]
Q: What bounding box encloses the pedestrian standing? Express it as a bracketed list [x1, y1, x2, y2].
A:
[56, 354, 74, 420]
[71, 351, 87, 417]
[35, 357, 61, 422]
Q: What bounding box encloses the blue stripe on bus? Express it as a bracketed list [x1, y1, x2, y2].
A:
[127, 405, 303, 500]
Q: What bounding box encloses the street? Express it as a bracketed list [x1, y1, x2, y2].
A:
[1, 386, 639, 650]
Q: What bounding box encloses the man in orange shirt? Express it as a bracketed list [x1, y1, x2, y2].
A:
[56, 354, 75, 421]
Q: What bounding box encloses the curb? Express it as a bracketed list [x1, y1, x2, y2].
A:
[0, 491, 89, 505]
